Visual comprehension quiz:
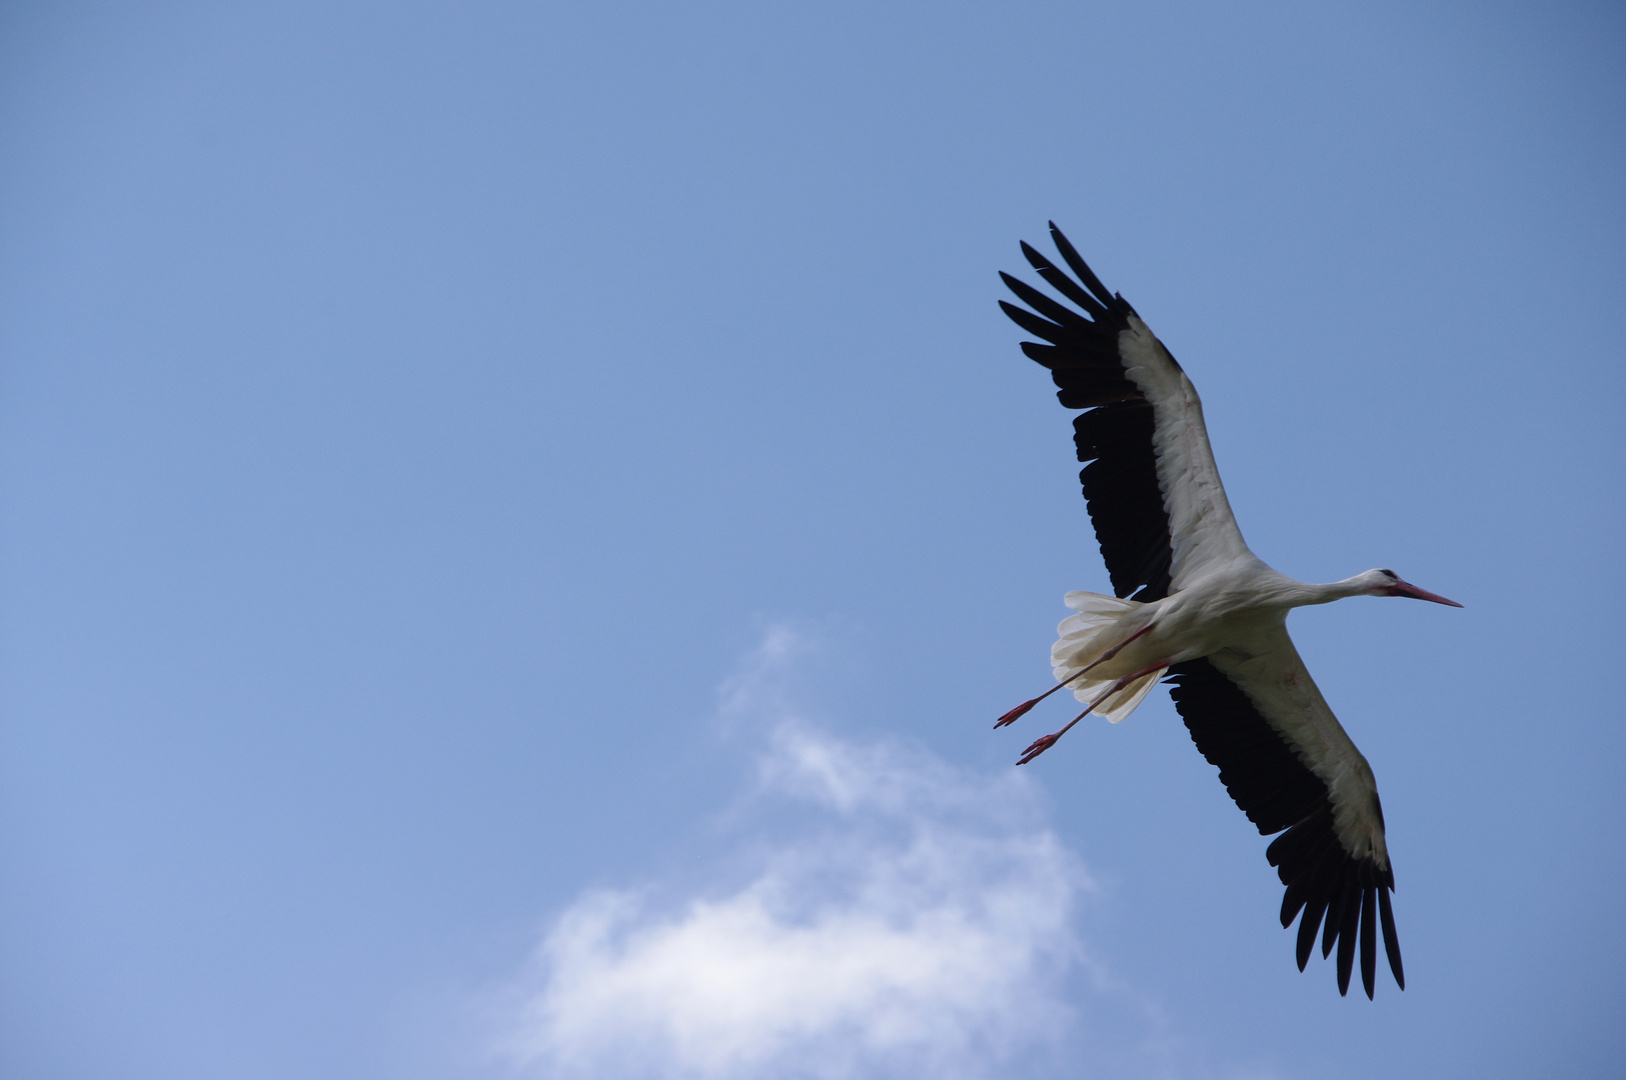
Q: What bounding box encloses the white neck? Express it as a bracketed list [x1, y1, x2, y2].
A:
[1285, 575, 1373, 608]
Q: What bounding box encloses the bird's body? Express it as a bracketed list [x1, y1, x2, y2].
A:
[996, 225, 1460, 998]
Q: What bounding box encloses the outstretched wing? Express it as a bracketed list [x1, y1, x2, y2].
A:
[999, 224, 1251, 600]
[1165, 627, 1404, 998]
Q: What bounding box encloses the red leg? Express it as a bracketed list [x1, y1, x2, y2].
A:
[1017, 659, 1169, 765]
[993, 622, 1155, 728]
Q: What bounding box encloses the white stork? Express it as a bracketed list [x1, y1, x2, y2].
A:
[994, 224, 1461, 999]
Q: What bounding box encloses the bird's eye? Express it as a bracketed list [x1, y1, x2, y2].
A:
[1379, 569, 1396, 578]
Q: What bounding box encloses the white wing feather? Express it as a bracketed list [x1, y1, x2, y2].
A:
[1206, 626, 1390, 868]
[1117, 317, 1253, 592]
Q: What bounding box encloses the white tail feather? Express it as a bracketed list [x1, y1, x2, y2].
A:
[1081, 667, 1166, 723]
[1051, 591, 1166, 724]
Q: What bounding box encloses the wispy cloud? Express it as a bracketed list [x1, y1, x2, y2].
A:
[488, 627, 1121, 1079]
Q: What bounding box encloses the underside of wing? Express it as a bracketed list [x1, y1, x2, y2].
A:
[999, 224, 1250, 599]
[1164, 647, 1404, 998]
[998, 225, 1173, 602]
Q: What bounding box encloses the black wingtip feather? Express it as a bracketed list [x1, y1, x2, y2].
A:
[1335, 887, 1360, 996]
[1046, 222, 1116, 309]
[1018, 239, 1051, 272]
[1279, 880, 1306, 929]
[1021, 240, 1108, 318]
[1323, 879, 1346, 961]
[1297, 892, 1329, 971]
[1379, 888, 1405, 990]
[1361, 887, 1377, 999]
[998, 300, 1072, 347]
[1000, 272, 1094, 331]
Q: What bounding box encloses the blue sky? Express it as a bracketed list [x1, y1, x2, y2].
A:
[2, 3, 1623, 1077]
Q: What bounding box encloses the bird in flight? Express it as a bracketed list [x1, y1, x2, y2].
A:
[993, 224, 1461, 998]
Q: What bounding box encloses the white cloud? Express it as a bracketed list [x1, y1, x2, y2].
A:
[490, 630, 1096, 1080]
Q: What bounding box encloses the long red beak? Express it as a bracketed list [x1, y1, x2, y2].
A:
[1386, 580, 1463, 607]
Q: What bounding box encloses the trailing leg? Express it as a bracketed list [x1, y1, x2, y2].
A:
[1017, 659, 1171, 765]
[994, 623, 1155, 728]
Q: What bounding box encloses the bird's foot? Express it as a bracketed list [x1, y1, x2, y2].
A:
[1017, 732, 1061, 765]
[994, 698, 1039, 728]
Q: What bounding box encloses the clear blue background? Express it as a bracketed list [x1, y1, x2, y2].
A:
[3, 2, 1622, 1077]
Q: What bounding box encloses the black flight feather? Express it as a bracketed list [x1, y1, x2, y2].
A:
[1021, 240, 1109, 318]
[1336, 885, 1361, 995]
[1361, 887, 1378, 999]
[1379, 889, 1405, 989]
[1047, 221, 1119, 312]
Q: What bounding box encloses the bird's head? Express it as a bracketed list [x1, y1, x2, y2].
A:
[1362, 568, 1463, 607]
